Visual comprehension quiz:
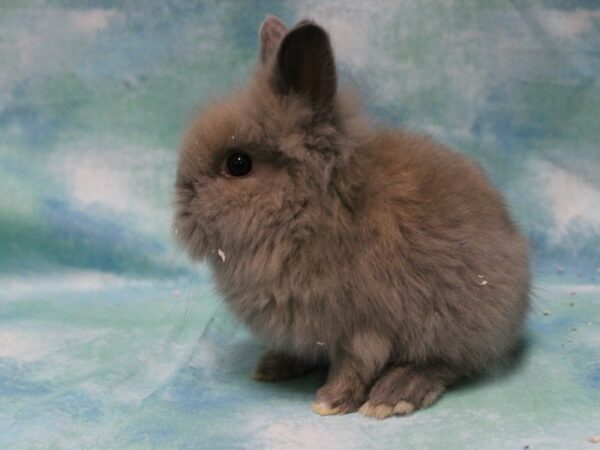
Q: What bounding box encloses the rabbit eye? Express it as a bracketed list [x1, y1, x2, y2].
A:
[226, 152, 252, 177]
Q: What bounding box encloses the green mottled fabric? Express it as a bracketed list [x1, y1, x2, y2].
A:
[1, 1, 599, 448]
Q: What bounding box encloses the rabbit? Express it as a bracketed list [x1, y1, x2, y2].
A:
[173, 15, 531, 419]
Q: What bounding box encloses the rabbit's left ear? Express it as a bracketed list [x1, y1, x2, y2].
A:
[259, 15, 287, 63]
[274, 21, 337, 114]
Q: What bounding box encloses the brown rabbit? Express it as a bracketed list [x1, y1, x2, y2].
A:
[173, 15, 530, 419]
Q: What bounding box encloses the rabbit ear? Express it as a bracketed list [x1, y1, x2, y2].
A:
[259, 15, 287, 63]
[274, 21, 337, 114]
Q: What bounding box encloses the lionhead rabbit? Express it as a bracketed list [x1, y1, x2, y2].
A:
[174, 15, 530, 419]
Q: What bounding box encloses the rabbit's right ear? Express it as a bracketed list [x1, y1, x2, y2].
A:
[259, 15, 287, 63]
[273, 21, 337, 115]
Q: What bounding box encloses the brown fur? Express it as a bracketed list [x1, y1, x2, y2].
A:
[173, 16, 531, 418]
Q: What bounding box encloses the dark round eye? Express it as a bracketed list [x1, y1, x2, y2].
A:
[226, 152, 252, 177]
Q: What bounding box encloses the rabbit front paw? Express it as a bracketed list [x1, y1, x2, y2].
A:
[359, 365, 458, 419]
[312, 378, 368, 415]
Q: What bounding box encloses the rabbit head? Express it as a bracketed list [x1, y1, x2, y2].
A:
[174, 16, 366, 267]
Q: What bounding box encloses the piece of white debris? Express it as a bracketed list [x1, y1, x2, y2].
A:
[588, 435, 600, 444]
[556, 266, 564, 273]
[316, 341, 325, 346]
[477, 274, 484, 278]
[172, 290, 182, 297]
[217, 249, 226, 263]
[480, 280, 488, 285]
[174, 227, 179, 236]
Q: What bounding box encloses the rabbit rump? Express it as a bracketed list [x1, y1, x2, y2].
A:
[174, 15, 530, 419]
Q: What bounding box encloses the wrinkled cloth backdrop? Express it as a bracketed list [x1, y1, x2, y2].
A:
[1, 1, 599, 449]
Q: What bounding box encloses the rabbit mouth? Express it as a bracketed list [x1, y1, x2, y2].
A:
[173, 206, 214, 262]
